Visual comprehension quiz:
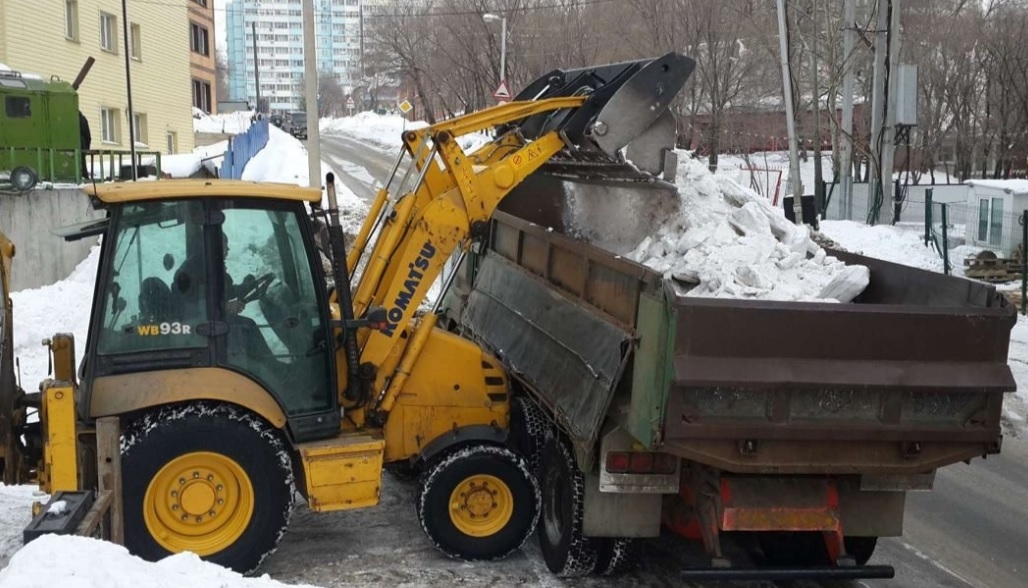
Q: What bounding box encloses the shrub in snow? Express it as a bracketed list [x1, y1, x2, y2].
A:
[627, 156, 869, 302]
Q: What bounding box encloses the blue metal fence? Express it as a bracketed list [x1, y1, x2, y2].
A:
[221, 118, 269, 179]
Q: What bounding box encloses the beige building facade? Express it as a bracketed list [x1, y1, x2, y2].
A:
[188, 0, 216, 114]
[0, 0, 195, 155]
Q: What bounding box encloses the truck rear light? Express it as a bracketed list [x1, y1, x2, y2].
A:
[606, 452, 630, 473]
[605, 451, 677, 474]
[653, 452, 678, 474]
[629, 452, 654, 472]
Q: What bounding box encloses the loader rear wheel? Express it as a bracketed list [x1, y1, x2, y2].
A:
[122, 402, 294, 575]
[538, 434, 601, 578]
[417, 444, 540, 561]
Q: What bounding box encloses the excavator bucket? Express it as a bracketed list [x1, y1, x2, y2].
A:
[500, 52, 695, 183]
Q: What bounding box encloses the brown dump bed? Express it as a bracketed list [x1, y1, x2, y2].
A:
[451, 208, 1016, 476]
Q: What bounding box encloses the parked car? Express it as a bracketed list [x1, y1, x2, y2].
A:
[270, 114, 284, 128]
[284, 111, 308, 139]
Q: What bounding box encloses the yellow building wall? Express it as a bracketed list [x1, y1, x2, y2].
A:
[0, 0, 194, 155]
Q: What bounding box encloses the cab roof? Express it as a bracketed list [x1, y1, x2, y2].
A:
[84, 179, 323, 204]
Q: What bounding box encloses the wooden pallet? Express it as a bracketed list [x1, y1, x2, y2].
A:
[964, 256, 1023, 283]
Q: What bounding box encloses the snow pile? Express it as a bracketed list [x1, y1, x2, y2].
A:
[628, 156, 868, 302]
[0, 535, 320, 588]
[193, 108, 255, 134]
[0, 485, 37, 569]
[321, 112, 426, 150]
[9, 246, 100, 385]
[241, 127, 368, 235]
[321, 112, 490, 155]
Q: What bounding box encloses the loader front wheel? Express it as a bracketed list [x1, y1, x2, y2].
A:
[537, 434, 601, 577]
[122, 402, 294, 575]
[417, 444, 540, 561]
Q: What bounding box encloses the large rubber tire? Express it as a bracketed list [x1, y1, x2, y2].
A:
[508, 396, 550, 476]
[416, 444, 540, 561]
[594, 538, 638, 576]
[121, 402, 295, 574]
[537, 434, 601, 577]
[845, 536, 879, 566]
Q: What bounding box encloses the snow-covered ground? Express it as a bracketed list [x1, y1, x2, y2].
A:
[1, 112, 1026, 584]
[193, 107, 255, 134]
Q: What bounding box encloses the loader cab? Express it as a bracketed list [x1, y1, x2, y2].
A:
[81, 194, 340, 441]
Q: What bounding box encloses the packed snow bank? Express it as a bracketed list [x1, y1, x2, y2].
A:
[242, 127, 367, 235]
[321, 112, 490, 154]
[321, 112, 426, 150]
[819, 220, 982, 278]
[0, 534, 321, 588]
[0, 485, 37, 569]
[193, 108, 254, 134]
[9, 246, 99, 385]
[627, 156, 868, 302]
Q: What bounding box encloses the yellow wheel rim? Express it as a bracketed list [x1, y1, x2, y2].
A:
[143, 451, 254, 556]
[448, 474, 514, 537]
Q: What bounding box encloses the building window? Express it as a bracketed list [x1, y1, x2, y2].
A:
[190, 22, 209, 56]
[65, 0, 79, 41]
[130, 23, 142, 59]
[166, 131, 177, 155]
[192, 79, 212, 113]
[100, 12, 117, 52]
[132, 112, 148, 145]
[193, 0, 208, 6]
[101, 107, 119, 144]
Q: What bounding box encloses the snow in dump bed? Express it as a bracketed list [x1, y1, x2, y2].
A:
[0, 534, 321, 588]
[629, 155, 869, 302]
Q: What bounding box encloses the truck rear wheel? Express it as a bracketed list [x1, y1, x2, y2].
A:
[508, 396, 550, 475]
[845, 536, 878, 565]
[537, 434, 600, 577]
[595, 538, 638, 575]
[122, 402, 294, 575]
[417, 444, 540, 561]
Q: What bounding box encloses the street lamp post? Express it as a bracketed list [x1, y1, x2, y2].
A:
[482, 13, 506, 86]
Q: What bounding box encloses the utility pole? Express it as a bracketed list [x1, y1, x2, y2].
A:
[302, 0, 322, 189]
[868, 0, 889, 224]
[884, 0, 902, 224]
[840, 0, 856, 219]
[776, 0, 803, 223]
[121, 0, 137, 180]
[252, 21, 261, 114]
[809, 1, 823, 220]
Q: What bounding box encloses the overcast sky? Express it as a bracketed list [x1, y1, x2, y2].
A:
[214, 0, 227, 57]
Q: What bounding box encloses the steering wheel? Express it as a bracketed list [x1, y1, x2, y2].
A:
[237, 273, 276, 304]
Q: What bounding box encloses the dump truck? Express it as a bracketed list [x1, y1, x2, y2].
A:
[0, 53, 695, 575]
[439, 170, 1018, 580]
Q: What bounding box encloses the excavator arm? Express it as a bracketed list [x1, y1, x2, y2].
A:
[333, 52, 695, 421]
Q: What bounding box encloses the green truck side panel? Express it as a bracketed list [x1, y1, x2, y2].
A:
[628, 290, 675, 448]
[0, 76, 80, 182]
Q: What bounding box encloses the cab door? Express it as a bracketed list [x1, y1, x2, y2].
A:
[214, 199, 339, 440]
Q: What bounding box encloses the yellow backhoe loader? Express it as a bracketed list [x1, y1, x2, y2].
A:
[0, 53, 694, 574]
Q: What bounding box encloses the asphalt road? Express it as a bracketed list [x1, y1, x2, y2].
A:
[264, 133, 1028, 588]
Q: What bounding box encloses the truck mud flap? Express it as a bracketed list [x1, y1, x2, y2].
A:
[681, 564, 895, 582]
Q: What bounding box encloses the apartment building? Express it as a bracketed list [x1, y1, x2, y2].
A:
[226, 0, 362, 113]
[0, 0, 194, 154]
[189, 0, 217, 114]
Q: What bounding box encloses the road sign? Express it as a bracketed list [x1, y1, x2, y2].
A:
[399, 99, 413, 114]
[493, 80, 511, 103]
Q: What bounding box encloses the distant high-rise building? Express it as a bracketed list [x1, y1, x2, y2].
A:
[226, 0, 362, 112]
